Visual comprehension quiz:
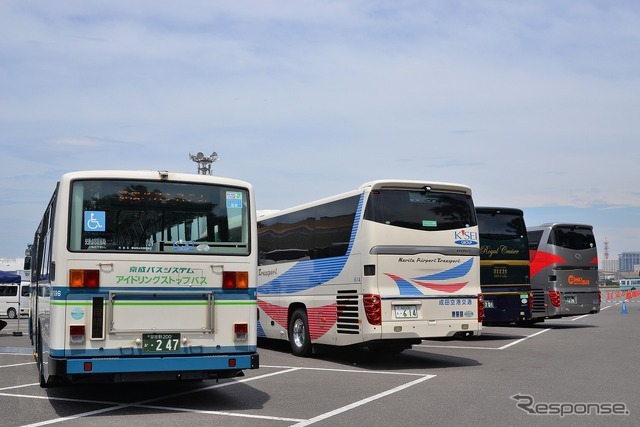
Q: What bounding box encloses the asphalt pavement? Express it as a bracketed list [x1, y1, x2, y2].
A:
[1, 296, 639, 427]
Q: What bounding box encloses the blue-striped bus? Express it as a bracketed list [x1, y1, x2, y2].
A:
[29, 170, 258, 386]
[257, 180, 484, 356]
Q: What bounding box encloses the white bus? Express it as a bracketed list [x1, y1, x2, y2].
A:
[29, 170, 259, 387]
[257, 180, 484, 356]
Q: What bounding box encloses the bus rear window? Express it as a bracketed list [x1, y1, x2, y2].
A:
[477, 212, 526, 241]
[68, 179, 250, 255]
[363, 189, 476, 231]
[549, 226, 596, 251]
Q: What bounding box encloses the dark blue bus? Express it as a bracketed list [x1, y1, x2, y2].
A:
[477, 207, 532, 325]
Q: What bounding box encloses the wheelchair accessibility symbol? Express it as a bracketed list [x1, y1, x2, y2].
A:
[84, 211, 106, 232]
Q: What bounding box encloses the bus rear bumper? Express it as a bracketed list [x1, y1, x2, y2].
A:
[49, 352, 259, 380]
[377, 320, 483, 340]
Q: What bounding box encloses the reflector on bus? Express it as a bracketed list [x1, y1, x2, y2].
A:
[223, 271, 249, 289]
[69, 269, 100, 288]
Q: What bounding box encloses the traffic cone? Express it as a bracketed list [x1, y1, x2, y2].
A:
[621, 301, 628, 314]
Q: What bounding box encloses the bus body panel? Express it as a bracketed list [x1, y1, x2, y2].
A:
[375, 253, 481, 339]
[30, 170, 259, 385]
[528, 223, 600, 320]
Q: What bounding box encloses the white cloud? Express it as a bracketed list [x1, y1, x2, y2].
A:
[1, 1, 640, 257]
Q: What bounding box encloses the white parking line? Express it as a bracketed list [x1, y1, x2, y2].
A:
[0, 361, 34, 369]
[416, 327, 553, 351]
[497, 328, 551, 349]
[3, 365, 437, 426]
[291, 374, 436, 426]
[16, 368, 302, 427]
[262, 364, 427, 377]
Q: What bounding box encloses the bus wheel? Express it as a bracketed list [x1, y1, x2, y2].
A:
[288, 308, 312, 357]
[7, 308, 17, 319]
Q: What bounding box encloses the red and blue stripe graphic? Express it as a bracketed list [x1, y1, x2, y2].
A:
[257, 195, 363, 296]
[385, 258, 474, 294]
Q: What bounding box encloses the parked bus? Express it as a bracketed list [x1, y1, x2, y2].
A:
[29, 170, 259, 387]
[527, 223, 600, 321]
[257, 180, 484, 356]
[476, 207, 532, 325]
[619, 278, 640, 291]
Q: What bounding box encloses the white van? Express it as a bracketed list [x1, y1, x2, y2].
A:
[0, 282, 29, 318]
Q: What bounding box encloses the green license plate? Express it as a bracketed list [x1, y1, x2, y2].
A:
[142, 333, 181, 353]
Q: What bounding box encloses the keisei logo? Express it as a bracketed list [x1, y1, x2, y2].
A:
[454, 230, 478, 246]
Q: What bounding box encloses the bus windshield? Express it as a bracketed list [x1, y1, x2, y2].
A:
[363, 189, 476, 231]
[69, 179, 250, 254]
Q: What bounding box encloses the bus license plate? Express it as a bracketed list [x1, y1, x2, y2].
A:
[564, 295, 576, 304]
[395, 305, 418, 318]
[142, 333, 181, 353]
[484, 300, 495, 309]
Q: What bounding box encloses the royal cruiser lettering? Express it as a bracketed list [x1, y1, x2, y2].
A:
[480, 245, 521, 258]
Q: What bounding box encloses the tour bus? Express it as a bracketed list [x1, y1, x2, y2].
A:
[476, 207, 532, 325]
[527, 223, 600, 321]
[619, 278, 640, 291]
[0, 282, 29, 318]
[29, 170, 259, 387]
[257, 179, 484, 356]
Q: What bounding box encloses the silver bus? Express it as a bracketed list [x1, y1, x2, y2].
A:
[527, 223, 600, 321]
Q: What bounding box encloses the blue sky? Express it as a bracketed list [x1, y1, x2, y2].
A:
[1, 1, 639, 263]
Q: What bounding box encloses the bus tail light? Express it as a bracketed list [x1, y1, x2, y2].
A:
[477, 294, 485, 323]
[363, 294, 381, 325]
[223, 271, 249, 289]
[234, 323, 248, 340]
[548, 290, 561, 308]
[69, 269, 100, 288]
[528, 290, 534, 312]
[70, 325, 85, 344]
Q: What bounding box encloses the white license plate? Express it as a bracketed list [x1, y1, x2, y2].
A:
[484, 300, 495, 309]
[564, 295, 576, 304]
[394, 305, 418, 318]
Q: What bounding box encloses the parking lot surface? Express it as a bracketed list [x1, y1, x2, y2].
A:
[1, 298, 638, 426]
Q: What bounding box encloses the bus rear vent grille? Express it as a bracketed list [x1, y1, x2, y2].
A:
[336, 290, 359, 335]
[532, 289, 546, 313]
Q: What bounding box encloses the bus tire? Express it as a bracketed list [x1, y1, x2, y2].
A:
[288, 308, 312, 357]
[7, 307, 17, 319]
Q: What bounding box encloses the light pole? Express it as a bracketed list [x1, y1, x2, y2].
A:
[189, 152, 219, 175]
